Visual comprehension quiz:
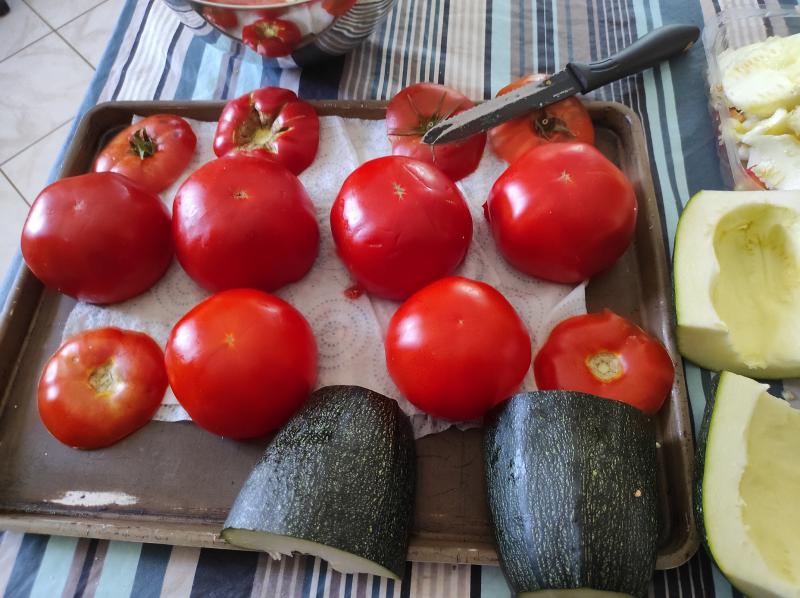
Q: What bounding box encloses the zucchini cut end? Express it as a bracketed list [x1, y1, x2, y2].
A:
[221, 528, 402, 581]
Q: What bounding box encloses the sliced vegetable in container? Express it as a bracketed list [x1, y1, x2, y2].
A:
[223, 385, 415, 580]
[38, 328, 167, 449]
[93, 113, 197, 193]
[385, 276, 531, 421]
[172, 154, 319, 293]
[386, 82, 486, 181]
[330, 155, 472, 301]
[484, 390, 658, 598]
[21, 172, 173, 304]
[488, 74, 594, 164]
[674, 190, 800, 378]
[165, 289, 317, 440]
[214, 86, 320, 175]
[534, 310, 674, 415]
[484, 143, 636, 284]
[696, 371, 800, 598]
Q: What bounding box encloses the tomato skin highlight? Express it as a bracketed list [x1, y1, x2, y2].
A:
[488, 74, 594, 164]
[330, 155, 473, 301]
[93, 114, 197, 193]
[21, 172, 173, 304]
[172, 154, 319, 293]
[484, 142, 637, 283]
[534, 310, 674, 415]
[165, 289, 318, 439]
[214, 86, 319, 175]
[385, 276, 531, 421]
[38, 328, 168, 449]
[386, 82, 486, 181]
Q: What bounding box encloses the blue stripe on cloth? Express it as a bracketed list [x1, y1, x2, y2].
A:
[370, 573, 381, 598]
[344, 573, 354, 598]
[154, 23, 186, 99]
[111, 0, 157, 100]
[129, 543, 171, 598]
[188, 547, 259, 598]
[300, 557, 316, 598]
[73, 540, 99, 598]
[3, 534, 49, 598]
[315, 559, 328, 598]
[436, 0, 450, 84]
[27, 536, 77, 598]
[470, 565, 481, 598]
[398, 562, 411, 598]
[174, 34, 209, 99]
[299, 54, 346, 99]
[94, 541, 142, 598]
[479, 566, 510, 598]
[489, 0, 509, 96]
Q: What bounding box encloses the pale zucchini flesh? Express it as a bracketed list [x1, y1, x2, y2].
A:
[222, 529, 400, 580]
[699, 371, 800, 597]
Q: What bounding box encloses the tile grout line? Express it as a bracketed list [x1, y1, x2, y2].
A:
[53, 29, 97, 71]
[0, 169, 32, 207]
[21, 0, 112, 32]
[0, 30, 52, 66]
[0, 118, 73, 170]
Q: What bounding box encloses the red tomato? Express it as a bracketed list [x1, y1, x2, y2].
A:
[385, 277, 531, 421]
[534, 310, 674, 415]
[38, 328, 167, 449]
[214, 86, 319, 175]
[173, 154, 319, 293]
[93, 114, 197, 194]
[203, 7, 238, 29]
[330, 156, 473, 301]
[386, 83, 486, 181]
[488, 74, 594, 164]
[484, 143, 637, 283]
[322, 0, 356, 16]
[165, 289, 317, 439]
[242, 17, 301, 57]
[21, 172, 173, 304]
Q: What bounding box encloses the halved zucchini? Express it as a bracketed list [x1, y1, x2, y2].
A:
[697, 371, 800, 597]
[674, 189, 800, 378]
[222, 385, 416, 580]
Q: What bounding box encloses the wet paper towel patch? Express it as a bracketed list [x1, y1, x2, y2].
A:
[63, 116, 586, 438]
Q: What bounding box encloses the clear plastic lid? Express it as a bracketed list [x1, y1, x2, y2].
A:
[703, 6, 800, 190]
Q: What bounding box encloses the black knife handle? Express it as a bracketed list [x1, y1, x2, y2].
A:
[567, 24, 700, 93]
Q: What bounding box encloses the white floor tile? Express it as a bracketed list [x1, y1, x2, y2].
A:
[0, 0, 51, 61]
[24, 0, 107, 28]
[0, 175, 31, 278]
[0, 34, 92, 164]
[2, 121, 71, 203]
[58, 0, 125, 68]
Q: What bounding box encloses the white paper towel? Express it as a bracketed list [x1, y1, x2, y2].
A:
[63, 116, 586, 437]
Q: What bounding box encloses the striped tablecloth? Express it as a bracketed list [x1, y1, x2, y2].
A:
[0, 0, 784, 595]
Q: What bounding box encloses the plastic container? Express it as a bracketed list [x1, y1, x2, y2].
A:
[703, 6, 800, 190]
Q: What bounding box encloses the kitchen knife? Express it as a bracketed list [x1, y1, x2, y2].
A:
[422, 23, 700, 145]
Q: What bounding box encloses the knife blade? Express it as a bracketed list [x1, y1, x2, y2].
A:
[422, 23, 700, 145]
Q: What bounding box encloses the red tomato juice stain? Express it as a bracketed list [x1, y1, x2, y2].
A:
[344, 284, 363, 299]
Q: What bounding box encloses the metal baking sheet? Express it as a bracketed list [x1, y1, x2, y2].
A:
[0, 100, 698, 570]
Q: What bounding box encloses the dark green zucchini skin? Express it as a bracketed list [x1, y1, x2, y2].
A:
[223, 385, 416, 579]
[484, 391, 658, 598]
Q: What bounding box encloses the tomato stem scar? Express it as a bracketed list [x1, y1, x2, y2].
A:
[585, 351, 624, 383]
[88, 361, 117, 395]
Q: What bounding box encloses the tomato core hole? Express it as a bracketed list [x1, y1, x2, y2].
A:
[88, 361, 117, 395]
[585, 351, 624, 383]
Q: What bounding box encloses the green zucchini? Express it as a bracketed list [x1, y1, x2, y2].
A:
[696, 371, 800, 597]
[222, 385, 416, 580]
[484, 391, 658, 598]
